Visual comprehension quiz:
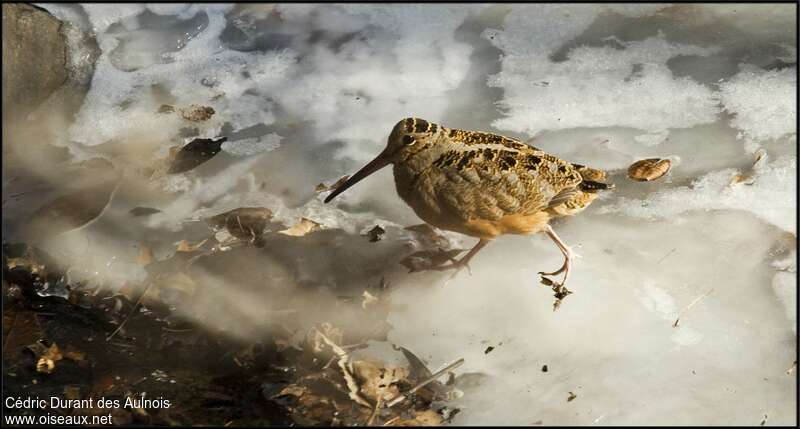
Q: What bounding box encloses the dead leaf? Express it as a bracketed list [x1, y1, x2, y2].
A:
[5, 256, 45, 275]
[35, 342, 63, 374]
[179, 105, 215, 122]
[157, 104, 175, 114]
[274, 384, 307, 399]
[366, 225, 385, 242]
[63, 349, 87, 363]
[136, 242, 154, 266]
[361, 290, 378, 310]
[312, 326, 372, 408]
[310, 323, 343, 354]
[279, 218, 322, 237]
[352, 360, 409, 402]
[206, 207, 273, 242]
[567, 391, 577, 402]
[386, 358, 464, 408]
[175, 238, 208, 253]
[167, 137, 227, 174]
[729, 173, 754, 186]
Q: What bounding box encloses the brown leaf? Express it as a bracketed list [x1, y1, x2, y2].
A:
[361, 290, 379, 310]
[63, 349, 87, 363]
[167, 137, 227, 174]
[729, 173, 754, 186]
[175, 238, 208, 252]
[136, 242, 154, 266]
[567, 391, 577, 402]
[206, 207, 273, 242]
[157, 104, 175, 114]
[179, 105, 215, 122]
[36, 343, 63, 374]
[352, 360, 409, 403]
[366, 225, 385, 242]
[279, 218, 322, 237]
[274, 384, 308, 399]
[310, 323, 343, 354]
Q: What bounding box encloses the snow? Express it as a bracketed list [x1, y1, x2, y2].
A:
[17, 3, 799, 425]
[720, 67, 797, 147]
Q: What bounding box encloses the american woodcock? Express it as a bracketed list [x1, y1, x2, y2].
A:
[325, 118, 613, 294]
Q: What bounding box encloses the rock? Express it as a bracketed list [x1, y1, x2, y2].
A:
[2, 4, 100, 177]
[2, 3, 99, 129]
[2, 3, 68, 122]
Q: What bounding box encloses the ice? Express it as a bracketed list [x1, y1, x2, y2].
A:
[14, 3, 797, 425]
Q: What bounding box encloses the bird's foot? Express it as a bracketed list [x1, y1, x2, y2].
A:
[539, 276, 573, 311]
[538, 257, 574, 311]
[538, 263, 567, 277]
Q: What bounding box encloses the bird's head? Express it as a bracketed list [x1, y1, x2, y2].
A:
[324, 118, 441, 203]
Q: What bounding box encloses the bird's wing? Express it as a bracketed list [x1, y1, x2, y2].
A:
[429, 146, 583, 221]
[442, 128, 543, 152]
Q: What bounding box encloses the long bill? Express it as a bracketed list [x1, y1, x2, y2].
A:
[324, 151, 392, 203]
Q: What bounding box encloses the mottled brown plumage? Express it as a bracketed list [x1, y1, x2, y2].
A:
[325, 118, 613, 292]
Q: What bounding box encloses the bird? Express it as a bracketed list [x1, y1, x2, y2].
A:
[324, 117, 612, 297]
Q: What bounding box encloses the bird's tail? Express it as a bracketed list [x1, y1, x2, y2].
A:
[572, 164, 614, 191]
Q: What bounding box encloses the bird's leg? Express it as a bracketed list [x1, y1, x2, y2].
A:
[538, 225, 577, 287]
[427, 239, 490, 276]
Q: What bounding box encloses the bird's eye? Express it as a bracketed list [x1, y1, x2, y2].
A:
[402, 135, 416, 146]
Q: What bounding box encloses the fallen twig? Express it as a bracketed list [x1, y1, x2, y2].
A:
[673, 289, 714, 328]
[312, 327, 372, 408]
[386, 358, 465, 408]
[657, 248, 677, 264]
[106, 282, 154, 341]
[382, 416, 401, 426]
[366, 398, 383, 426]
